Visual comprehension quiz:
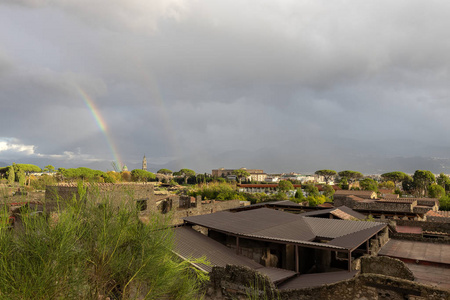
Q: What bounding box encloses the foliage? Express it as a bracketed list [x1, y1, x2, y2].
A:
[157, 168, 173, 175]
[437, 173, 450, 191]
[60, 167, 107, 182]
[293, 188, 305, 203]
[338, 170, 363, 183]
[402, 176, 415, 194]
[314, 170, 337, 184]
[277, 180, 294, 192]
[304, 184, 319, 197]
[381, 171, 410, 184]
[188, 182, 245, 201]
[43, 165, 55, 173]
[130, 169, 156, 182]
[322, 184, 335, 198]
[378, 181, 395, 189]
[175, 169, 196, 184]
[428, 184, 445, 199]
[121, 171, 132, 182]
[306, 195, 327, 207]
[413, 170, 435, 196]
[232, 169, 251, 184]
[243, 192, 270, 204]
[7, 165, 14, 185]
[30, 174, 58, 190]
[13, 163, 42, 173]
[359, 178, 378, 192]
[17, 169, 26, 186]
[440, 194, 450, 211]
[338, 177, 349, 190]
[0, 188, 206, 299]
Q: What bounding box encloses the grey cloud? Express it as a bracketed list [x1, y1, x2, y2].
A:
[2, 1, 450, 172]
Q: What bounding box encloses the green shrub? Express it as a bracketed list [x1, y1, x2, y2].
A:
[0, 186, 205, 299]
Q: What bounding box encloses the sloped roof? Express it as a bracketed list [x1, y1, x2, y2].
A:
[304, 217, 384, 239]
[173, 226, 297, 283]
[183, 208, 386, 251]
[300, 205, 366, 220]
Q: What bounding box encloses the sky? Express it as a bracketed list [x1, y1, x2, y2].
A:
[1, 0, 450, 174]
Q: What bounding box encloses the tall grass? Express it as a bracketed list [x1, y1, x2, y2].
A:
[0, 184, 205, 299]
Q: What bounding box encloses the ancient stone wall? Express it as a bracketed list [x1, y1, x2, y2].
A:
[360, 256, 414, 280]
[395, 219, 450, 233]
[170, 199, 241, 225]
[203, 265, 450, 300]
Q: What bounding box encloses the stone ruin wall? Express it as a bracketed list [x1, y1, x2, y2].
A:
[45, 185, 242, 225]
[204, 262, 450, 300]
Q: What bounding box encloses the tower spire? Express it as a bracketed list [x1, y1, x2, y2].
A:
[142, 154, 147, 171]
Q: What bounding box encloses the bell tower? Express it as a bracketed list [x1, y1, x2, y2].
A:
[142, 155, 147, 171]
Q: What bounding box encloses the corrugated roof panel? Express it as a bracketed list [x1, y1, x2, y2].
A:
[303, 217, 383, 239]
[173, 226, 262, 272]
[184, 208, 304, 235]
[327, 224, 386, 249]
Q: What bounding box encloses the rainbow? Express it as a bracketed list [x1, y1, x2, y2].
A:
[76, 86, 122, 169]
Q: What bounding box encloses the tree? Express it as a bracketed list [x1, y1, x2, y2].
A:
[440, 194, 450, 211]
[177, 169, 196, 184]
[428, 184, 445, 199]
[378, 181, 395, 189]
[13, 164, 41, 174]
[359, 178, 378, 192]
[322, 184, 335, 198]
[413, 170, 435, 197]
[437, 173, 450, 191]
[131, 169, 156, 182]
[304, 184, 320, 197]
[338, 170, 363, 183]
[232, 169, 251, 184]
[381, 171, 409, 185]
[43, 165, 55, 173]
[307, 195, 327, 207]
[17, 170, 26, 186]
[7, 165, 15, 185]
[315, 170, 337, 184]
[157, 168, 173, 175]
[278, 180, 294, 192]
[402, 176, 415, 194]
[294, 188, 305, 202]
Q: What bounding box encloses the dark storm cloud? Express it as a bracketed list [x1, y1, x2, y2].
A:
[1, 1, 450, 172]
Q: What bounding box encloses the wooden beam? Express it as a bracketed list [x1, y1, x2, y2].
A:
[295, 245, 299, 273]
[236, 236, 240, 255]
[348, 251, 352, 272]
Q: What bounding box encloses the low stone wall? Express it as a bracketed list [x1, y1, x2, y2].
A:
[360, 256, 414, 281]
[171, 199, 241, 225]
[390, 233, 450, 244]
[395, 219, 450, 233]
[204, 265, 450, 300]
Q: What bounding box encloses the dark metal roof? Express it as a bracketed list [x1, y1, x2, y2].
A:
[173, 226, 297, 283]
[303, 217, 385, 240]
[327, 224, 387, 250]
[278, 270, 359, 290]
[247, 200, 304, 208]
[184, 207, 387, 251]
[173, 226, 262, 272]
[299, 205, 366, 220]
[184, 208, 303, 235]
